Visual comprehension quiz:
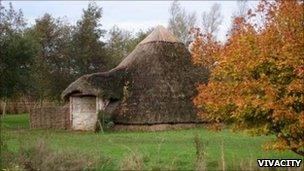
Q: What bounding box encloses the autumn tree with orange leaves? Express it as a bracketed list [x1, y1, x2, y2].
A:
[189, 28, 221, 69]
[192, 0, 304, 156]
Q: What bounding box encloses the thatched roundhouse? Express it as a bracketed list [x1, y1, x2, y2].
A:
[62, 25, 208, 131]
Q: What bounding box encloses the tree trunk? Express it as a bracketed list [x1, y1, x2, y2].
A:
[40, 99, 43, 108]
[2, 99, 7, 117]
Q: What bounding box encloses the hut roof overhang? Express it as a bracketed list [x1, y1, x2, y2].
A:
[61, 67, 126, 100]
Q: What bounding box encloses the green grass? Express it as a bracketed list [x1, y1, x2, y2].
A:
[1, 113, 29, 129]
[1, 114, 303, 170]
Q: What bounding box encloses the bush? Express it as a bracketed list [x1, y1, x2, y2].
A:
[96, 110, 114, 132]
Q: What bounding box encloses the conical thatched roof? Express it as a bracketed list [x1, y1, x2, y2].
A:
[61, 26, 180, 99]
[62, 25, 209, 124]
[138, 25, 180, 45]
[116, 25, 181, 69]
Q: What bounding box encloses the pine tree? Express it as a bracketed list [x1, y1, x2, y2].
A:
[70, 2, 107, 77]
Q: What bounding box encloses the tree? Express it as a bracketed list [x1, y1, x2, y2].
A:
[234, 0, 249, 17]
[28, 13, 73, 101]
[0, 2, 26, 33]
[189, 3, 222, 69]
[189, 27, 221, 69]
[0, 3, 37, 115]
[168, 0, 197, 44]
[127, 28, 153, 49]
[70, 2, 108, 77]
[193, 0, 304, 156]
[201, 3, 223, 38]
[106, 26, 152, 68]
[106, 26, 133, 68]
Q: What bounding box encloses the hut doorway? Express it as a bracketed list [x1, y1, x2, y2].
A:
[70, 96, 97, 130]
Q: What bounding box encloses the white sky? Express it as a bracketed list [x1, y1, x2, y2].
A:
[2, 1, 259, 42]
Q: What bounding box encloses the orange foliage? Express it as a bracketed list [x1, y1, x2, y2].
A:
[192, 0, 304, 156]
[189, 28, 221, 69]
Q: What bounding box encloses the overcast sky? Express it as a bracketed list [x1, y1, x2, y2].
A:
[2, 1, 258, 42]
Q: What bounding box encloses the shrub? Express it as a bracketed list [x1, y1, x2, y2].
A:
[96, 110, 114, 132]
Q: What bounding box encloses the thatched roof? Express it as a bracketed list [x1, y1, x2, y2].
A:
[138, 25, 180, 45]
[61, 25, 183, 99]
[61, 25, 209, 124]
[116, 25, 182, 69]
[61, 67, 126, 100]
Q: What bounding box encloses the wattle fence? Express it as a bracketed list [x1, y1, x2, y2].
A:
[0, 99, 56, 114]
[29, 105, 70, 129]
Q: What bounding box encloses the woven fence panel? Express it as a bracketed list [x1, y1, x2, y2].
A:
[30, 106, 70, 129]
[0, 100, 56, 114]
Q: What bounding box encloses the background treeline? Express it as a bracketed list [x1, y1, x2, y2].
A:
[0, 0, 227, 113]
[0, 2, 152, 108]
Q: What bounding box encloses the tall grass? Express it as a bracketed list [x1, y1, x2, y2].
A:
[219, 141, 225, 171]
[2, 114, 303, 170]
[1, 137, 110, 170]
[1, 134, 303, 170]
[120, 151, 144, 170]
[194, 134, 207, 171]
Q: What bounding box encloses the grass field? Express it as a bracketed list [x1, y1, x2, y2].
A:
[1, 114, 303, 170]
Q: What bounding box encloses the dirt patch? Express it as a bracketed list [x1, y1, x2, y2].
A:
[111, 123, 205, 132]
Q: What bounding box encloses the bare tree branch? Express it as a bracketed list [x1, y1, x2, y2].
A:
[201, 3, 223, 37]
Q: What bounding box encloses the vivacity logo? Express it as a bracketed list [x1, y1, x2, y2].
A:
[257, 159, 302, 168]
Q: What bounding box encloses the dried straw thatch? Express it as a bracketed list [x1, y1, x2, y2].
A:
[62, 25, 209, 124]
[61, 67, 126, 100]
